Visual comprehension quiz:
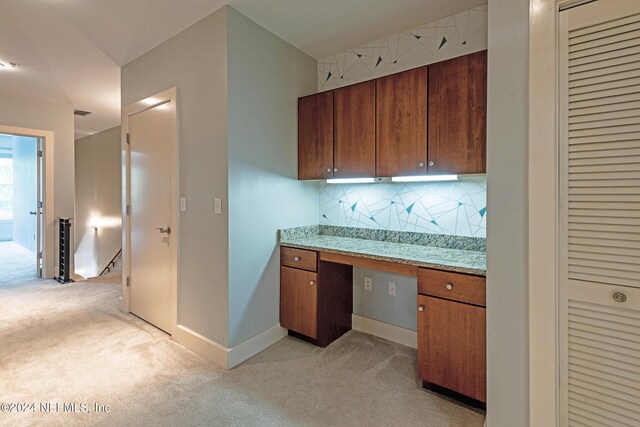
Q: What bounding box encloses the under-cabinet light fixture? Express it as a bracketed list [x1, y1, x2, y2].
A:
[391, 175, 458, 183]
[326, 178, 376, 184]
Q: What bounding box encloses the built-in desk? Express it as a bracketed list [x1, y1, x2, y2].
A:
[278, 226, 487, 408]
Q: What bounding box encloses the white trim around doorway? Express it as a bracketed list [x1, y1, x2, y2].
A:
[121, 87, 179, 337]
[0, 124, 55, 279]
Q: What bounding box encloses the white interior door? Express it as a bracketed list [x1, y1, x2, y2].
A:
[128, 102, 173, 333]
[560, 1, 640, 425]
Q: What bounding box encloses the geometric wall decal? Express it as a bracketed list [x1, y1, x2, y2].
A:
[318, 6, 488, 91]
[319, 176, 487, 238]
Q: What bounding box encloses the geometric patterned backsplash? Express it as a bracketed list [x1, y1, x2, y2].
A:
[318, 6, 488, 91]
[319, 176, 486, 238]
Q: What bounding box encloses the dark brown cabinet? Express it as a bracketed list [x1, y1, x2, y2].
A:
[334, 80, 376, 178]
[298, 91, 334, 180]
[376, 66, 428, 177]
[417, 268, 486, 405]
[428, 50, 487, 174]
[280, 248, 352, 347]
[280, 266, 318, 339]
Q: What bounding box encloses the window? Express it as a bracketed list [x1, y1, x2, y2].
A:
[0, 158, 12, 220]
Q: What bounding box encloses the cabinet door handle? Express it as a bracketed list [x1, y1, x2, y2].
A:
[333, 168, 338, 173]
[294, 256, 301, 262]
[309, 280, 316, 286]
[327, 168, 332, 173]
[418, 161, 425, 168]
[445, 283, 453, 290]
[417, 305, 424, 312]
[428, 161, 435, 167]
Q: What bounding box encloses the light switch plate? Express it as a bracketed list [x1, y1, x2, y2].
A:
[214, 197, 222, 215]
[180, 197, 187, 212]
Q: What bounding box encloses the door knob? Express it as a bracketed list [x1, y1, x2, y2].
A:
[30, 211, 37, 215]
[156, 227, 171, 235]
[417, 305, 424, 312]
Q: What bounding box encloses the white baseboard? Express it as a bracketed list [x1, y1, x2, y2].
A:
[172, 323, 286, 369]
[172, 324, 228, 368]
[352, 314, 417, 349]
[227, 324, 287, 368]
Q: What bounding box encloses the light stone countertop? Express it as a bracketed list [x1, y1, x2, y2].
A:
[279, 233, 486, 276]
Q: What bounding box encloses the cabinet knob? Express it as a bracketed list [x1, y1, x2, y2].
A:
[294, 256, 301, 262]
[327, 168, 332, 173]
[418, 161, 424, 168]
[309, 280, 316, 286]
[333, 168, 338, 173]
[613, 292, 627, 303]
[417, 305, 424, 312]
[445, 283, 453, 290]
[428, 161, 435, 167]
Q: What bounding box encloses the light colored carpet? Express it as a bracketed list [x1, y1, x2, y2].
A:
[0, 241, 37, 287]
[0, 274, 485, 427]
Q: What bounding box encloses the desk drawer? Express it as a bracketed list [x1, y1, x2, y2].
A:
[418, 268, 485, 307]
[281, 247, 317, 272]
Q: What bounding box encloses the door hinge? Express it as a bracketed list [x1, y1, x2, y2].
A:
[37, 201, 43, 209]
[37, 150, 43, 158]
[126, 133, 130, 144]
[126, 277, 130, 287]
[126, 204, 131, 215]
[38, 251, 42, 259]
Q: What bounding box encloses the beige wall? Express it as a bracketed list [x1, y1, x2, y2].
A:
[121, 7, 230, 346]
[486, 0, 530, 425]
[0, 91, 74, 277]
[74, 126, 122, 278]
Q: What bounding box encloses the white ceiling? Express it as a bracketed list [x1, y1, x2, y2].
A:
[0, 0, 485, 139]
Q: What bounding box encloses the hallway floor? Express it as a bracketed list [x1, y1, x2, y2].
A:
[1, 274, 485, 427]
[0, 241, 37, 287]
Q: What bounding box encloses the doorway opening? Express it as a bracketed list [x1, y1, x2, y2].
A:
[0, 133, 43, 284]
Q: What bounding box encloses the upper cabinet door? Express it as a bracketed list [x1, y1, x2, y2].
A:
[298, 91, 334, 180]
[376, 66, 428, 177]
[334, 81, 376, 178]
[428, 50, 487, 175]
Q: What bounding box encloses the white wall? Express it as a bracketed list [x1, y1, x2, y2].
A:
[74, 126, 122, 278]
[486, 0, 529, 425]
[12, 136, 38, 252]
[121, 7, 230, 346]
[226, 7, 318, 347]
[0, 91, 75, 275]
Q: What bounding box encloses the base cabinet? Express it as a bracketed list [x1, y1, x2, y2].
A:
[418, 295, 486, 403]
[280, 248, 353, 347]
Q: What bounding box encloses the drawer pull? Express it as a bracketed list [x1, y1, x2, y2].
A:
[445, 283, 453, 290]
[309, 280, 316, 286]
[418, 305, 424, 312]
[294, 256, 301, 261]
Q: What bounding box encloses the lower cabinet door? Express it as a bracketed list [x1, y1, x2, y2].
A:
[280, 266, 318, 339]
[418, 294, 486, 402]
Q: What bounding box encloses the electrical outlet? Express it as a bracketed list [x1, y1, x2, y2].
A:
[364, 277, 373, 291]
[388, 281, 397, 296]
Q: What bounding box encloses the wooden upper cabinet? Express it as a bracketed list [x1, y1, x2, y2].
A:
[376, 66, 428, 177]
[334, 81, 376, 178]
[428, 50, 487, 174]
[298, 91, 334, 180]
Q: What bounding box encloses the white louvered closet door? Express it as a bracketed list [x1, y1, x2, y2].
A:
[560, 1, 640, 426]
[559, 0, 640, 427]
